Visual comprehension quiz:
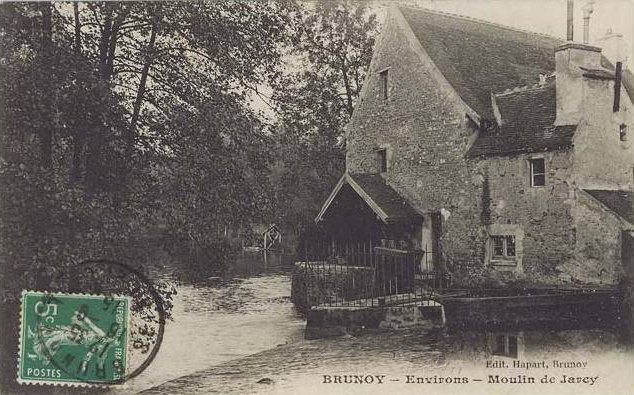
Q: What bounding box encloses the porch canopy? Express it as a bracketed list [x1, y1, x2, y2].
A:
[315, 173, 420, 225]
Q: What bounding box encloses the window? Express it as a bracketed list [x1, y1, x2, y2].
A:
[529, 158, 545, 187]
[377, 148, 387, 173]
[487, 225, 523, 270]
[492, 334, 519, 358]
[379, 69, 388, 100]
[620, 124, 627, 142]
[491, 235, 516, 258]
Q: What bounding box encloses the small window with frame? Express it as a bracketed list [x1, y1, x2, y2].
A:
[379, 69, 389, 100]
[377, 148, 388, 173]
[492, 334, 519, 358]
[620, 124, 627, 142]
[491, 235, 516, 259]
[529, 158, 545, 187]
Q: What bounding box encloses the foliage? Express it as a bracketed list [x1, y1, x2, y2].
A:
[0, 1, 293, 388]
[270, 0, 378, 239]
[0, 1, 378, 388]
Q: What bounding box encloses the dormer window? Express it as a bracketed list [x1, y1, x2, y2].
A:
[529, 158, 545, 187]
[377, 148, 388, 173]
[379, 69, 389, 100]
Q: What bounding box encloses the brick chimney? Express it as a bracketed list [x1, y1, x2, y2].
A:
[582, 1, 594, 44]
[554, 42, 604, 125]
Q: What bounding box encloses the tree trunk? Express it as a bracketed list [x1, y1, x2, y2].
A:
[73, 2, 81, 52]
[38, 2, 54, 169]
[87, 4, 128, 191]
[85, 4, 113, 191]
[98, 4, 114, 80]
[70, 2, 83, 183]
[127, 12, 159, 151]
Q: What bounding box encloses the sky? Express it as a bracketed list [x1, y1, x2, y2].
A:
[374, 0, 634, 68]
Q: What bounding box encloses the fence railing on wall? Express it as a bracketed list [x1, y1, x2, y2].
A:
[296, 241, 450, 308]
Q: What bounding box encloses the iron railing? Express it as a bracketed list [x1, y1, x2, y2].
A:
[294, 241, 450, 309]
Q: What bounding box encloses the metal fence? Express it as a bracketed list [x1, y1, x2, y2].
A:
[296, 241, 450, 308]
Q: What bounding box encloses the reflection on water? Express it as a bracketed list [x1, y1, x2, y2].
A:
[490, 332, 519, 358]
[112, 251, 306, 394]
[442, 327, 630, 363]
[268, 326, 633, 395]
[138, 322, 633, 395]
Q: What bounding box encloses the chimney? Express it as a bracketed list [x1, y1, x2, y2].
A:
[567, 0, 574, 41]
[582, 1, 594, 44]
[554, 42, 603, 125]
[597, 28, 628, 66]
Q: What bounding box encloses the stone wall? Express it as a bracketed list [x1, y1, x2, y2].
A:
[572, 73, 634, 190]
[305, 305, 442, 339]
[568, 191, 629, 285]
[484, 151, 576, 284]
[345, 8, 486, 282]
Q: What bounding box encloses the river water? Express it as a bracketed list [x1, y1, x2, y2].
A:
[137, 324, 634, 395]
[112, 250, 633, 395]
[113, 251, 306, 394]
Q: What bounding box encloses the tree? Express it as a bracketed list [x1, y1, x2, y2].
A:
[0, 2, 294, 389]
[270, 0, 378, 239]
[0, 0, 295, 268]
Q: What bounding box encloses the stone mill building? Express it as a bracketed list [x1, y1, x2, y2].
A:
[315, 6, 634, 288]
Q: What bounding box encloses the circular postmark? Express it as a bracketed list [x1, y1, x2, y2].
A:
[24, 259, 168, 386]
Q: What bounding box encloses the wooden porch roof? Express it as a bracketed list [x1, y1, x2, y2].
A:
[315, 173, 420, 224]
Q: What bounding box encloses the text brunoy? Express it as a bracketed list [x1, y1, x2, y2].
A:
[322, 375, 470, 384]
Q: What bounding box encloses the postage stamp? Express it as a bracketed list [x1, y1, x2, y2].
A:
[18, 290, 130, 386]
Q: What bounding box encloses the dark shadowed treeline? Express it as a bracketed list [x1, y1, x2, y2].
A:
[0, 1, 376, 391]
[0, 1, 292, 271]
[269, 1, 378, 242]
[0, 1, 293, 390]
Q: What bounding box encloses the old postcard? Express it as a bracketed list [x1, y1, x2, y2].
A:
[0, 0, 633, 394]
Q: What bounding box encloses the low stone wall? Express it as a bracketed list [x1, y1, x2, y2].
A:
[305, 305, 443, 339]
[290, 262, 376, 313]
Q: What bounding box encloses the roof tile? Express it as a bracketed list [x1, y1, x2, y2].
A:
[349, 174, 419, 222]
[399, 6, 562, 119]
[466, 81, 576, 157]
[396, 7, 634, 157]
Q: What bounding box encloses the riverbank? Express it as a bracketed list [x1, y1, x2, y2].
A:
[137, 328, 446, 395]
[138, 326, 633, 395]
[109, 251, 305, 394]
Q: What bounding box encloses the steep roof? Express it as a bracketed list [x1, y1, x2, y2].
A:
[585, 189, 634, 224]
[315, 173, 419, 224]
[394, 7, 634, 158]
[399, 6, 563, 120]
[397, 7, 634, 120]
[350, 174, 420, 221]
[466, 81, 577, 157]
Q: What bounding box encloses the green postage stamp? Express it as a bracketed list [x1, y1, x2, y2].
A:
[18, 291, 130, 386]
